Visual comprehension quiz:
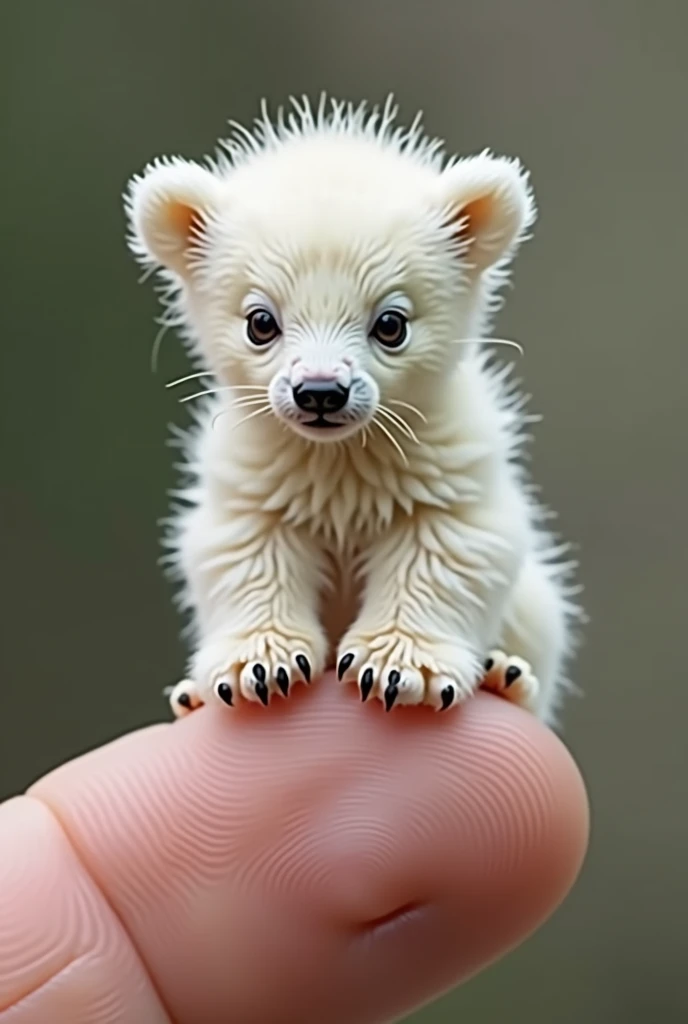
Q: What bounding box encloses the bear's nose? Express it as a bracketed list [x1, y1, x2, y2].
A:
[293, 381, 350, 414]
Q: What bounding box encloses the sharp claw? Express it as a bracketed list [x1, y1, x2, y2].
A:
[215, 681, 233, 706]
[177, 692, 192, 709]
[360, 667, 374, 702]
[276, 667, 290, 696]
[337, 652, 355, 680]
[295, 654, 311, 683]
[505, 666, 522, 687]
[384, 683, 399, 711]
[255, 680, 269, 706]
[440, 685, 454, 710]
[484, 658, 494, 672]
[387, 669, 401, 687]
[252, 663, 266, 683]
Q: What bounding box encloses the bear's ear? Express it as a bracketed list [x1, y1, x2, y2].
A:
[124, 158, 222, 277]
[436, 152, 536, 271]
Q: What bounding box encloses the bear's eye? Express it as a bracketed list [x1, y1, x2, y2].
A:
[370, 311, 409, 350]
[246, 309, 281, 347]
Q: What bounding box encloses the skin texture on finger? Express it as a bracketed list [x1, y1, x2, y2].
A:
[0, 796, 170, 1023]
[26, 681, 588, 1024]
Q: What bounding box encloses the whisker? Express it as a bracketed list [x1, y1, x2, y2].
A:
[179, 385, 269, 404]
[230, 395, 272, 409]
[372, 416, 409, 467]
[165, 371, 215, 389]
[451, 337, 524, 356]
[226, 405, 273, 433]
[388, 399, 428, 423]
[377, 404, 421, 445]
[151, 322, 170, 374]
[212, 402, 272, 431]
[179, 389, 223, 404]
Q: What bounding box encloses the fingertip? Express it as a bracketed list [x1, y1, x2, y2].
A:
[29, 680, 588, 1024]
[303, 687, 588, 938]
[300, 690, 589, 1022]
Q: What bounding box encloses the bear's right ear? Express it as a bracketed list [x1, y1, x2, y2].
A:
[124, 158, 222, 277]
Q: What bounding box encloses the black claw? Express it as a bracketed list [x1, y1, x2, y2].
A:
[295, 654, 311, 683]
[360, 667, 374, 702]
[484, 658, 494, 672]
[215, 681, 233, 706]
[276, 667, 290, 696]
[384, 683, 399, 712]
[177, 692, 192, 709]
[440, 685, 455, 711]
[387, 669, 401, 687]
[505, 666, 522, 687]
[252, 662, 266, 683]
[255, 680, 269, 706]
[337, 652, 355, 680]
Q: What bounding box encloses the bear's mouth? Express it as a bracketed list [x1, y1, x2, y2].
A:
[285, 413, 367, 442]
[302, 416, 348, 429]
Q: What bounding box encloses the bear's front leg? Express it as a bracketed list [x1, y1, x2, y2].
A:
[170, 508, 328, 715]
[337, 506, 524, 711]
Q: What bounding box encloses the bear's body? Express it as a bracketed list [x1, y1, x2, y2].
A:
[125, 97, 580, 723]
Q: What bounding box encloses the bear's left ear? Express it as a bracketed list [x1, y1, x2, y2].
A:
[124, 158, 222, 277]
[436, 152, 536, 271]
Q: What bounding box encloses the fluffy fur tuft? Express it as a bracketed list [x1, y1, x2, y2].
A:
[125, 95, 580, 725]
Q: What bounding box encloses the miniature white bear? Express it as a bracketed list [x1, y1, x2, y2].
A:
[125, 96, 580, 725]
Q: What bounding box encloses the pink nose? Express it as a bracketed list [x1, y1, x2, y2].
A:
[291, 361, 351, 390]
[300, 369, 339, 381]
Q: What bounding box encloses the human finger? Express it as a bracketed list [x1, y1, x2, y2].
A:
[1, 681, 588, 1023]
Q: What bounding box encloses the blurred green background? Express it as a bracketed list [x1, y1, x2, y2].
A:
[1, 1, 686, 1021]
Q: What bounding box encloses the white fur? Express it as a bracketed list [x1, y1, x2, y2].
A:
[125, 96, 581, 725]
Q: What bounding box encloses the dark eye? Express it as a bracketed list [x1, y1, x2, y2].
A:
[370, 311, 409, 349]
[246, 308, 281, 347]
